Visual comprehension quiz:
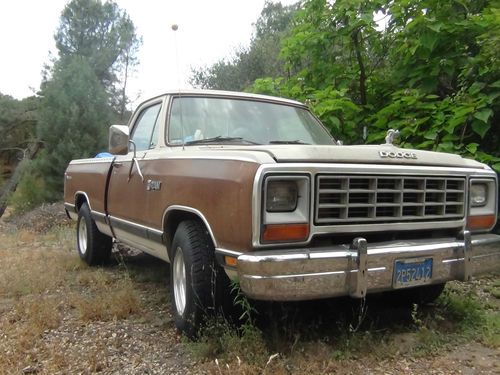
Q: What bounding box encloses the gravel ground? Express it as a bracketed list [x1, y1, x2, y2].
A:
[3, 202, 69, 233]
[39, 318, 200, 374]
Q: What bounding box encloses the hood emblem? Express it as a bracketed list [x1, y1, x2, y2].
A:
[379, 150, 417, 159]
[381, 129, 416, 159]
[385, 129, 400, 145]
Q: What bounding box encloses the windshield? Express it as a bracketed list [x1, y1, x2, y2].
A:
[167, 96, 335, 145]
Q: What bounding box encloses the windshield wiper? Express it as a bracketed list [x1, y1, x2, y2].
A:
[269, 140, 310, 145]
[185, 136, 260, 145]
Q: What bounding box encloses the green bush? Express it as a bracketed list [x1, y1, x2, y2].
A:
[9, 162, 51, 213]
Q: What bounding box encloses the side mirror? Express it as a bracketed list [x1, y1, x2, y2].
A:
[109, 125, 130, 155]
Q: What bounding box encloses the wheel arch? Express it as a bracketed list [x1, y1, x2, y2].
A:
[162, 205, 218, 258]
[74, 191, 91, 212]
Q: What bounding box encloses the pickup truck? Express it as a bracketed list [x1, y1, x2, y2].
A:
[64, 90, 500, 336]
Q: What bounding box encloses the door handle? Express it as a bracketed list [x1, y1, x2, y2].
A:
[113, 162, 123, 168]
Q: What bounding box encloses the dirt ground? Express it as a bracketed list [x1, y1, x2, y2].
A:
[0, 204, 498, 374]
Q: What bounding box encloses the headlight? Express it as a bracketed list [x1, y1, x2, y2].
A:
[468, 178, 497, 232]
[262, 175, 310, 243]
[470, 183, 487, 207]
[266, 180, 298, 212]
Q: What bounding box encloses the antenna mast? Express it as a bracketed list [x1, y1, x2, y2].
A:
[171, 23, 185, 150]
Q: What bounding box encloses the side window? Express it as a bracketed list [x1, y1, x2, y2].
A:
[168, 98, 199, 144]
[130, 103, 162, 151]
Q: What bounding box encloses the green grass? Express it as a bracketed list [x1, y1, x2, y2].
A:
[187, 318, 268, 364]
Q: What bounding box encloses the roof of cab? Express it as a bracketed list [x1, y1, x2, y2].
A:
[137, 89, 306, 109]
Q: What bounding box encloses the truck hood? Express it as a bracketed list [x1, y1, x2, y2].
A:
[214, 144, 487, 169]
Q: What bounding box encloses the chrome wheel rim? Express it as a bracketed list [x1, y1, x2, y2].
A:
[78, 218, 88, 255]
[173, 247, 187, 315]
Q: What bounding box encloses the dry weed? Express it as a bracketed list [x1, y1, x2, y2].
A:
[0, 247, 76, 297]
[0, 225, 143, 374]
[70, 278, 141, 321]
[74, 267, 113, 288]
[0, 295, 61, 373]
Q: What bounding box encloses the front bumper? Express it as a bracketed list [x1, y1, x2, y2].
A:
[222, 232, 500, 301]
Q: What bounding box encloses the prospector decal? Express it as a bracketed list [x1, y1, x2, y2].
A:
[146, 179, 162, 191]
[379, 150, 417, 159]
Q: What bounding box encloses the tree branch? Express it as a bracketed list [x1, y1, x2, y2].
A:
[352, 27, 367, 106]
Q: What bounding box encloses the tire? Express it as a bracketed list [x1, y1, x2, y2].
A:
[170, 220, 229, 338]
[76, 202, 112, 265]
[391, 283, 446, 305]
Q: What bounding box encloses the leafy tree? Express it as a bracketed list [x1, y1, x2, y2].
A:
[0, 94, 38, 186]
[253, 0, 388, 141]
[0, 94, 40, 214]
[55, 0, 141, 114]
[369, 0, 500, 169]
[190, 52, 255, 91]
[20, 0, 140, 204]
[0, 94, 38, 153]
[190, 1, 298, 91]
[36, 56, 112, 199]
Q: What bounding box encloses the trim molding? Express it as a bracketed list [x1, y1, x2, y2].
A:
[74, 191, 91, 211]
[108, 215, 164, 244]
[163, 205, 218, 247]
[90, 210, 107, 224]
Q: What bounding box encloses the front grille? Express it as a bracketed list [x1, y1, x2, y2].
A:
[315, 175, 466, 225]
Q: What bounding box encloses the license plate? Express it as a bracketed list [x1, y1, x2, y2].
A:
[393, 258, 433, 289]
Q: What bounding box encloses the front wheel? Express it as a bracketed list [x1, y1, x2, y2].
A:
[170, 220, 229, 338]
[76, 203, 112, 265]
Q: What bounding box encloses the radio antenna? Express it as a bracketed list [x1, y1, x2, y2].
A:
[171, 23, 185, 150]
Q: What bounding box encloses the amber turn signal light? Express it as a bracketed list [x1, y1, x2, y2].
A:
[467, 215, 496, 231]
[224, 256, 238, 267]
[262, 223, 309, 242]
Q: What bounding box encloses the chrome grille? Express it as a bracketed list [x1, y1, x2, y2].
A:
[315, 175, 466, 225]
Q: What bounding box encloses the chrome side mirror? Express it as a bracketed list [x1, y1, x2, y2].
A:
[109, 125, 129, 155]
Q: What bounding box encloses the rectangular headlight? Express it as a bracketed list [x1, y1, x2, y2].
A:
[470, 182, 487, 207]
[468, 178, 497, 232]
[262, 175, 310, 243]
[266, 180, 298, 212]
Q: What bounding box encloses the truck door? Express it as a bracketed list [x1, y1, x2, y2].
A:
[107, 98, 166, 258]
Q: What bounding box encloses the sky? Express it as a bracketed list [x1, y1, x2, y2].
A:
[0, 0, 296, 104]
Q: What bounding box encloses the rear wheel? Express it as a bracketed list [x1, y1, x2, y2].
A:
[170, 220, 230, 338]
[77, 203, 112, 265]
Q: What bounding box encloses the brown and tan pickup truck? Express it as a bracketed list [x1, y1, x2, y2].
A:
[64, 90, 500, 335]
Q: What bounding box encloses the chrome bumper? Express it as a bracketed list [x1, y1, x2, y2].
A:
[228, 232, 500, 301]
